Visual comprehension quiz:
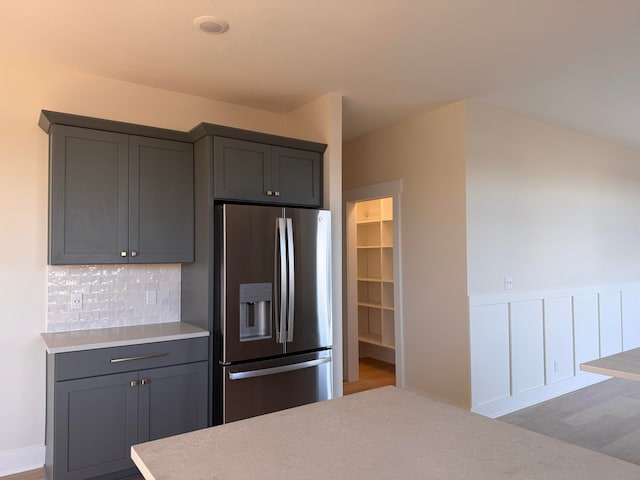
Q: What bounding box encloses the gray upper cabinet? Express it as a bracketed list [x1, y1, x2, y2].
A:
[272, 146, 322, 207]
[213, 136, 322, 207]
[49, 125, 129, 265]
[213, 137, 272, 204]
[129, 136, 194, 263]
[48, 125, 194, 264]
[41, 110, 327, 264]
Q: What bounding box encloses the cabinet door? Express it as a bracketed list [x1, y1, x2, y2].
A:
[213, 137, 272, 203]
[272, 146, 322, 207]
[129, 136, 194, 263]
[49, 125, 129, 264]
[54, 372, 138, 480]
[138, 362, 208, 442]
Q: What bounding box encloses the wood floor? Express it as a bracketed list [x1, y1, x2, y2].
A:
[500, 377, 640, 466]
[343, 357, 396, 395]
[1, 470, 42, 480]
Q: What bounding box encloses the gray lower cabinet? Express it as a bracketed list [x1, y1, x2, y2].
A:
[48, 125, 194, 265]
[213, 136, 322, 207]
[45, 338, 208, 480]
[138, 363, 208, 441]
[54, 372, 139, 480]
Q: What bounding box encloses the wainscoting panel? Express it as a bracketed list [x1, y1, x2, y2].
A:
[543, 296, 574, 384]
[622, 289, 640, 351]
[469, 303, 510, 407]
[600, 291, 622, 357]
[510, 300, 544, 395]
[573, 294, 600, 375]
[470, 284, 640, 418]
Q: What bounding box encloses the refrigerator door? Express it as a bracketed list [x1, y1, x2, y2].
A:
[283, 207, 332, 354]
[223, 349, 332, 423]
[219, 204, 284, 363]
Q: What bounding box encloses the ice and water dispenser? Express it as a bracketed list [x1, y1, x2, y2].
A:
[239, 283, 272, 342]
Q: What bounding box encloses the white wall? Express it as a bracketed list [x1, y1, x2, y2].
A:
[466, 101, 640, 416]
[0, 57, 333, 475]
[284, 93, 344, 394]
[466, 101, 640, 295]
[343, 102, 470, 408]
[344, 99, 640, 414]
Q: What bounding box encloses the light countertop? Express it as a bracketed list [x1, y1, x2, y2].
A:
[41, 322, 209, 354]
[130, 386, 640, 480]
[581, 347, 640, 380]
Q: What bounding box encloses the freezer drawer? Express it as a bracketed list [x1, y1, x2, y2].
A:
[222, 350, 332, 423]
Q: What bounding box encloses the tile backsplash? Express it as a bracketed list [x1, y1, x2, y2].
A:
[47, 264, 181, 332]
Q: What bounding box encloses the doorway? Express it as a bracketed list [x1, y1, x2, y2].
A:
[343, 180, 403, 393]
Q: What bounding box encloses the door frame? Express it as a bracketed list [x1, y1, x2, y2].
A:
[343, 179, 404, 386]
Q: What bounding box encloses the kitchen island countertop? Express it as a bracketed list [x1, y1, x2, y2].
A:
[41, 321, 209, 353]
[581, 347, 640, 381]
[130, 386, 640, 479]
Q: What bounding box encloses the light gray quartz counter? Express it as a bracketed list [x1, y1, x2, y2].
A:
[581, 347, 640, 381]
[130, 386, 640, 480]
[41, 321, 209, 353]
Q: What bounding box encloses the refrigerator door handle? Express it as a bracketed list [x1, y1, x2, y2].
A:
[286, 217, 295, 342]
[227, 356, 331, 380]
[277, 218, 288, 343]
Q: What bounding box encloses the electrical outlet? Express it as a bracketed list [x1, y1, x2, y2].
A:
[71, 293, 83, 310]
[504, 276, 513, 290]
[145, 290, 157, 306]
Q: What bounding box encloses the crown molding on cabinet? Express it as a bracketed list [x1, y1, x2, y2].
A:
[39, 110, 327, 153]
[39, 110, 191, 142]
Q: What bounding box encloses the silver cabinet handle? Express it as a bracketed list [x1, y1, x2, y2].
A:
[274, 191, 281, 197]
[140, 379, 149, 385]
[266, 190, 273, 196]
[121, 251, 127, 257]
[110, 353, 169, 363]
[130, 380, 138, 387]
[228, 356, 331, 380]
[131, 251, 138, 257]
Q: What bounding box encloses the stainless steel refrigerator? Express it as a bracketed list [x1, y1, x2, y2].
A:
[214, 203, 332, 423]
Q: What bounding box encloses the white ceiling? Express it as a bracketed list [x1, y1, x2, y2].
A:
[5, 0, 640, 146]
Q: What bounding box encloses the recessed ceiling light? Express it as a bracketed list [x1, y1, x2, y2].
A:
[194, 16, 230, 35]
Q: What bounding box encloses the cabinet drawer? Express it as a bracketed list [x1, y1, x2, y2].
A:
[55, 337, 208, 381]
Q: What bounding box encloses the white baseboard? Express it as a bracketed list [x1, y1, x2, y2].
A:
[0, 444, 45, 477]
[359, 341, 395, 364]
[472, 372, 607, 418]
